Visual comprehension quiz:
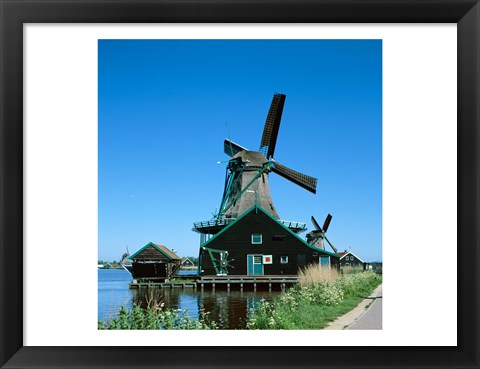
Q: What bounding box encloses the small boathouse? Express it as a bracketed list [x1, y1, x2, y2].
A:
[130, 242, 182, 282]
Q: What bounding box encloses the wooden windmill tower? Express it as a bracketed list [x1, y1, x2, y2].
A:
[194, 93, 317, 237]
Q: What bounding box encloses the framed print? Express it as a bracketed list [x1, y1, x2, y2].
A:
[1, 0, 479, 368]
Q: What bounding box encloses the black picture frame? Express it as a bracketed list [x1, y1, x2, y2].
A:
[1, 1, 479, 368]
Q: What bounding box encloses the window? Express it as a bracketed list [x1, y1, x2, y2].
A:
[251, 233, 262, 244]
[319, 256, 330, 267]
[280, 256, 288, 264]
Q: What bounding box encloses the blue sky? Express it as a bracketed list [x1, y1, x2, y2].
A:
[98, 39, 382, 262]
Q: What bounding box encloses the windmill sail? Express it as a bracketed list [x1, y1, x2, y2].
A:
[271, 161, 317, 194]
[322, 214, 332, 232]
[259, 93, 285, 159]
[311, 215, 322, 231]
[224, 139, 248, 157]
[324, 235, 338, 254]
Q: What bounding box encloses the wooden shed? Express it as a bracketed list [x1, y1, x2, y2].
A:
[130, 242, 182, 282]
[198, 205, 339, 276]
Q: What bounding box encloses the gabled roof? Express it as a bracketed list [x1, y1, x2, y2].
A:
[200, 205, 339, 258]
[339, 251, 364, 263]
[130, 242, 181, 260]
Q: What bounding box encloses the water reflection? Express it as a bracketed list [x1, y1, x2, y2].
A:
[98, 269, 280, 329]
[132, 287, 279, 329]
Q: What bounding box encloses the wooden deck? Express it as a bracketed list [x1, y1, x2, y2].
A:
[129, 282, 196, 290]
[198, 275, 298, 292]
[129, 275, 298, 292]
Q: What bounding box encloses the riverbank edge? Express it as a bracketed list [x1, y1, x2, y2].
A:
[324, 283, 383, 330]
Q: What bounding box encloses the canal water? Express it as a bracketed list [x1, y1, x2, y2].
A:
[98, 269, 281, 329]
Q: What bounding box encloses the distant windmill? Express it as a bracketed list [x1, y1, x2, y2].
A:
[217, 93, 317, 221]
[306, 214, 338, 253]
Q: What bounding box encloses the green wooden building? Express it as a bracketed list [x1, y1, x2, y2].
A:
[198, 205, 339, 276]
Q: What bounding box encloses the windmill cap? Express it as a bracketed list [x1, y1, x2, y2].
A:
[232, 150, 269, 168]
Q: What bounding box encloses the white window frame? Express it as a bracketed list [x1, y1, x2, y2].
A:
[280, 256, 288, 264]
[251, 233, 262, 244]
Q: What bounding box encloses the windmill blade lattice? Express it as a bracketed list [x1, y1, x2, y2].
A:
[259, 93, 285, 159]
[272, 161, 317, 194]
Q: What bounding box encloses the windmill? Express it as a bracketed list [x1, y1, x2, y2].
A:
[193, 94, 341, 276]
[306, 214, 338, 253]
[216, 93, 317, 222]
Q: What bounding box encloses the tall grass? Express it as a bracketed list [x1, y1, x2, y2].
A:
[247, 266, 382, 330]
[298, 264, 340, 287]
[341, 265, 365, 275]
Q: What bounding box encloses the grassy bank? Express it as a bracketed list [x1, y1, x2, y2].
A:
[99, 267, 381, 330]
[98, 305, 218, 330]
[246, 266, 382, 329]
